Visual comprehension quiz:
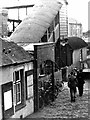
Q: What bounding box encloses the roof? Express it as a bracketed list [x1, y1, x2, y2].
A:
[22, 42, 54, 51]
[0, 38, 33, 67]
[9, 0, 62, 43]
[3, 4, 34, 9]
[67, 37, 88, 50]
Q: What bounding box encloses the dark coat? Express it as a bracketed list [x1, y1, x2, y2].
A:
[77, 72, 85, 86]
[68, 74, 77, 88]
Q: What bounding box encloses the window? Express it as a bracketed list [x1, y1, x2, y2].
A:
[14, 71, 21, 105]
[25, 70, 33, 100]
[2, 82, 14, 119]
[13, 69, 25, 110]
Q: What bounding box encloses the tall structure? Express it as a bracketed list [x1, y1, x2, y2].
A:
[68, 18, 82, 38]
[0, 9, 8, 38]
[60, 0, 68, 39]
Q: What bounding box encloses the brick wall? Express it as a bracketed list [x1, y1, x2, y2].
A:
[35, 43, 55, 68]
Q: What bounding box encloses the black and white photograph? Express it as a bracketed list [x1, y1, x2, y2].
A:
[0, 0, 90, 119]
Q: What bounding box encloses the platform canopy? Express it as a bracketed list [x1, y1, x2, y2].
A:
[9, 0, 62, 43]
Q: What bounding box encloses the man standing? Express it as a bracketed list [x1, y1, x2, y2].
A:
[68, 71, 77, 102]
[77, 69, 85, 96]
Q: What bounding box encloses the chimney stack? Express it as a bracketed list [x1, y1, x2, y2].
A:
[0, 9, 8, 38]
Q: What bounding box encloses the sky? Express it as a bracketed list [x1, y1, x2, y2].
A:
[68, 0, 89, 32]
[0, 0, 89, 32]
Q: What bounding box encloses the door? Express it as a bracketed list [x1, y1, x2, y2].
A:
[2, 82, 14, 119]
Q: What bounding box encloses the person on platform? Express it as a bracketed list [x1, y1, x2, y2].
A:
[77, 69, 85, 96]
[68, 71, 77, 102]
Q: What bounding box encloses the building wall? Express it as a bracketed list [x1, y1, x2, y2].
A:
[36, 43, 55, 68]
[0, 66, 13, 120]
[11, 99, 34, 119]
[68, 18, 82, 37]
[56, 0, 68, 69]
[11, 62, 34, 119]
[82, 47, 87, 61]
[0, 62, 34, 120]
[66, 44, 73, 66]
[58, 43, 72, 68]
[0, 66, 13, 85]
[55, 40, 61, 68]
[24, 62, 33, 71]
[59, 0, 68, 39]
[35, 43, 55, 78]
[73, 49, 80, 64]
[60, 44, 67, 67]
[33, 43, 55, 112]
[66, 47, 87, 75]
[72, 47, 87, 67]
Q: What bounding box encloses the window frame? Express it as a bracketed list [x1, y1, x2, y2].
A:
[25, 70, 33, 100]
[13, 69, 25, 111]
[13, 70, 22, 106]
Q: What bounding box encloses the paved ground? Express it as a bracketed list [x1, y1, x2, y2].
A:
[25, 80, 90, 120]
